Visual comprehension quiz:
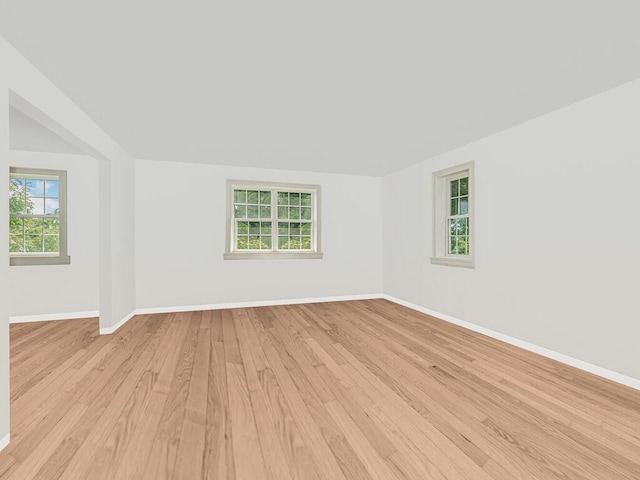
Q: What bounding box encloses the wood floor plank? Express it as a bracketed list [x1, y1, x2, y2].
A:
[6, 403, 87, 480]
[173, 325, 210, 480]
[1, 300, 638, 479]
[202, 337, 236, 480]
[111, 391, 169, 480]
[226, 362, 268, 480]
[141, 314, 199, 480]
[257, 367, 321, 480]
[324, 399, 402, 480]
[235, 310, 295, 480]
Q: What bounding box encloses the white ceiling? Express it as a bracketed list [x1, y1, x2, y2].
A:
[1, 1, 639, 176]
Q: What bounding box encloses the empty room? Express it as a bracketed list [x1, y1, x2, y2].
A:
[0, 2, 639, 479]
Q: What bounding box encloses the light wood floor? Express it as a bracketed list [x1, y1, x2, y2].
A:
[0, 300, 638, 479]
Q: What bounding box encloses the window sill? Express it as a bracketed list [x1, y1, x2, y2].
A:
[430, 256, 474, 269]
[224, 252, 323, 260]
[10, 255, 71, 266]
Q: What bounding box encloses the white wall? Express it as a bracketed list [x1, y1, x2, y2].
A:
[383, 78, 640, 381]
[7, 151, 99, 318]
[9, 106, 82, 155]
[135, 160, 383, 309]
[0, 55, 10, 446]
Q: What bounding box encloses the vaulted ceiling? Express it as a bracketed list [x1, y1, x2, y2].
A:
[1, 1, 639, 175]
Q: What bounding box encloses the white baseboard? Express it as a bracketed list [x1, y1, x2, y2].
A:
[381, 294, 640, 392]
[10, 310, 99, 324]
[135, 293, 383, 316]
[99, 310, 137, 335]
[8, 295, 638, 391]
[11, 295, 382, 336]
[0, 433, 9, 452]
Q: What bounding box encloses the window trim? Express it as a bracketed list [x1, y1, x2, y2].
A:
[430, 162, 475, 269]
[9, 167, 70, 266]
[224, 179, 323, 260]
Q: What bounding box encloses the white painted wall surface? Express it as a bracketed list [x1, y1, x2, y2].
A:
[135, 160, 383, 309]
[9, 106, 82, 155]
[0, 59, 11, 446]
[383, 78, 640, 380]
[7, 151, 99, 318]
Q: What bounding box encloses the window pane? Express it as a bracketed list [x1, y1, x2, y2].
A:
[290, 207, 300, 220]
[262, 237, 272, 249]
[236, 236, 249, 249]
[461, 217, 469, 235]
[9, 235, 24, 253]
[459, 197, 469, 215]
[301, 193, 312, 206]
[259, 206, 271, 219]
[290, 223, 301, 235]
[44, 235, 59, 253]
[450, 218, 469, 236]
[247, 205, 259, 218]
[301, 207, 312, 220]
[286, 237, 301, 249]
[277, 192, 288, 205]
[10, 217, 23, 235]
[458, 236, 469, 255]
[247, 190, 259, 204]
[248, 236, 261, 248]
[260, 191, 271, 204]
[278, 222, 289, 235]
[234, 190, 247, 204]
[449, 219, 458, 236]
[43, 218, 59, 235]
[45, 198, 60, 215]
[30, 197, 45, 215]
[237, 221, 249, 234]
[301, 223, 311, 235]
[289, 192, 300, 206]
[450, 179, 459, 198]
[278, 236, 289, 249]
[24, 218, 43, 235]
[277, 206, 289, 219]
[249, 222, 260, 234]
[45, 180, 60, 198]
[261, 222, 272, 235]
[27, 179, 44, 197]
[9, 178, 26, 214]
[460, 177, 469, 196]
[450, 198, 459, 216]
[301, 237, 312, 249]
[448, 236, 458, 255]
[234, 205, 247, 218]
[25, 235, 43, 252]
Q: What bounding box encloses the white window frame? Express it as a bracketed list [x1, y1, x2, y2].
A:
[9, 167, 71, 266]
[430, 162, 475, 268]
[224, 179, 323, 260]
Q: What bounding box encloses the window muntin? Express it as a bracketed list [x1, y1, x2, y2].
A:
[9, 167, 70, 266]
[226, 181, 321, 259]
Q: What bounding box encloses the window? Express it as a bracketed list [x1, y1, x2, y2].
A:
[9, 167, 70, 266]
[225, 180, 322, 259]
[431, 162, 474, 268]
